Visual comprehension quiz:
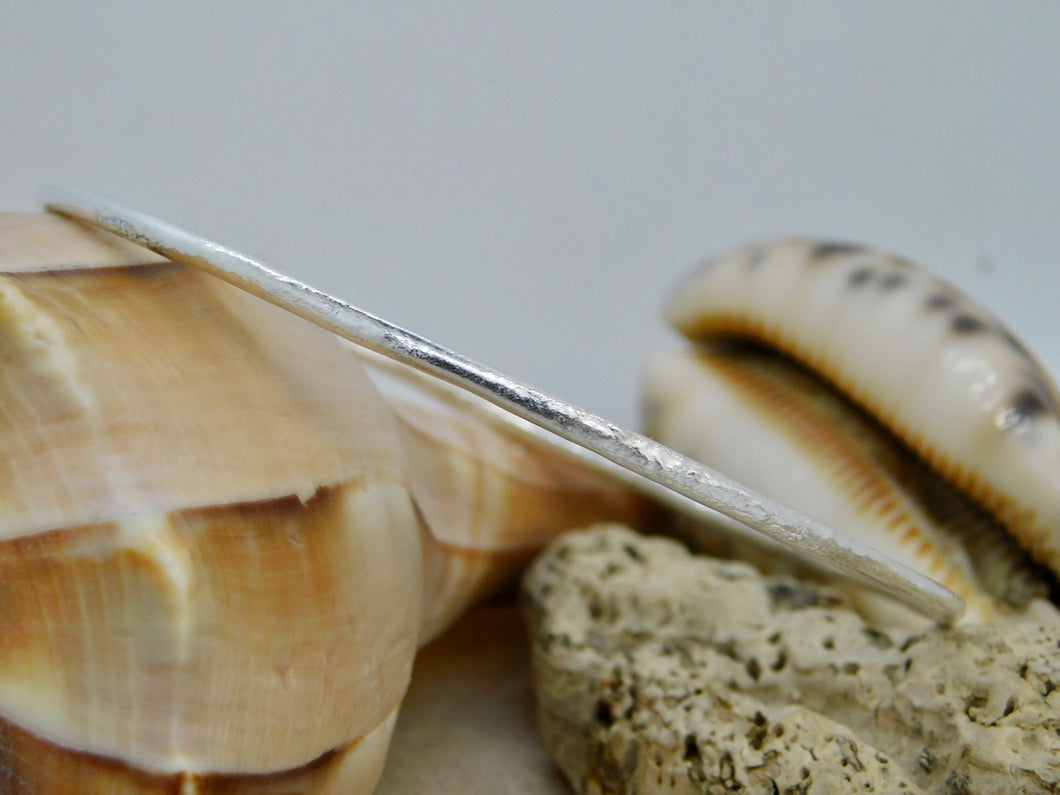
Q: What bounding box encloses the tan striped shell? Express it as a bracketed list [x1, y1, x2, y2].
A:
[0, 214, 639, 793]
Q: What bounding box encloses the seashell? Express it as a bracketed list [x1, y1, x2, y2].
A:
[382, 354, 645, 644]
[0, 213, 639, 793]
[646, 239, 1060, 624]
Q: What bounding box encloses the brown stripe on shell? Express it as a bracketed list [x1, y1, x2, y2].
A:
[950, 313, 986, 334]
[0, 213, 649, 792]
[0, 215, 426, 788]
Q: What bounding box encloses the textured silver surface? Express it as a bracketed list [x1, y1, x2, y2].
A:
[43, 188, 963, 624]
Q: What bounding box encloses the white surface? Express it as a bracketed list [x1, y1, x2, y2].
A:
[2, 3, 1058, 428]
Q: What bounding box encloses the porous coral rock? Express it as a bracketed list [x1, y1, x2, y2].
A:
[522, 525, 1060, 794]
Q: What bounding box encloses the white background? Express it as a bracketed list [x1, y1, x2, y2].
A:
[2, 3, 1057, 428]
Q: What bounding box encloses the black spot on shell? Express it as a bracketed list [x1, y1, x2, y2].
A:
[951, 314, 985, 333]
[847, 267, 873, 288]
[880, 272, 907, 290]
[812, 241, 865, 260]
[926, 293, 956, 310]
[1012, 389, 1048, 422]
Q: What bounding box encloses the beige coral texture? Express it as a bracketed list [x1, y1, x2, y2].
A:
[522, 525, 1060, 795]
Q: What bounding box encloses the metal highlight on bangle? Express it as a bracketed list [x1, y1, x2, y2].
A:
[43, 187, 965, 625]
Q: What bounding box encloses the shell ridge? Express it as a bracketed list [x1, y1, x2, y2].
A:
[689, 347, 1023, 619]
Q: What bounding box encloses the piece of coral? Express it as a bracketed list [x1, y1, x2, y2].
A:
[522, 525, 1060, 794]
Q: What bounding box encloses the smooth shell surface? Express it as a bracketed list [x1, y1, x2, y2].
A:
[0, 214, 639, 792]
[665, 240, 1060, 580]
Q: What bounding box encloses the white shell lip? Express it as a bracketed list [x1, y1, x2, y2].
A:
[665, 239, 1060, 579]
[643, 343, 1055, 625]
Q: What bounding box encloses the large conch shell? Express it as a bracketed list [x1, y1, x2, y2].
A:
[0, 214, 639, 793]
[645, 240, 1060, 625]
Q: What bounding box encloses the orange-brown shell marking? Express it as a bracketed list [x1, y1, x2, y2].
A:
[0, 214, 639, 793]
